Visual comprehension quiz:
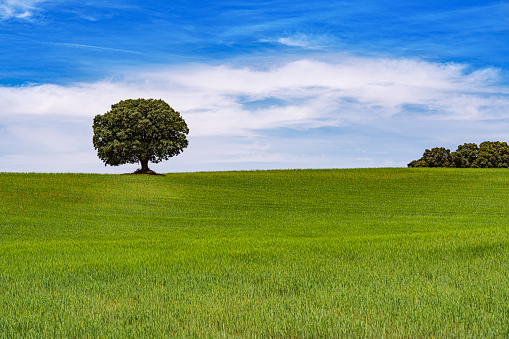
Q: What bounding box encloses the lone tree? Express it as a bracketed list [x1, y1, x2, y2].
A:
[93, 98, 189, 173]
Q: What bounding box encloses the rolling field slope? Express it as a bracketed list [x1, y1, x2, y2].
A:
[1, 169, 508, 337]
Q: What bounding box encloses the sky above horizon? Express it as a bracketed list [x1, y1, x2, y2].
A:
[1, 0, 509, 173]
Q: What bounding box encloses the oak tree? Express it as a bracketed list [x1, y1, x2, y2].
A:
[474, 141, 509, 168]
[93, 99, 189, 173]
[409, 141, 509, 168]
[407, 147, 452, 167]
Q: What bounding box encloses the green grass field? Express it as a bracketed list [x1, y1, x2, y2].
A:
[1, 168, 508, 337]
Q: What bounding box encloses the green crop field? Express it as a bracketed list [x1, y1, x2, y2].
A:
[1, 168, 508, 337]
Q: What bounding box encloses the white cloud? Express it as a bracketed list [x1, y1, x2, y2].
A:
[139, 58, 509, 135]
[47, 42, 142, 54]
[0, 0, 47, 19]
[261, 34, 334, 50]
[1, 57, 509, 172]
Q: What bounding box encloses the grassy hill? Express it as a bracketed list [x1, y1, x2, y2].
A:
[1, 168, 508, 337]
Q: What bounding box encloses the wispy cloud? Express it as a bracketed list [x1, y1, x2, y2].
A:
[1, 56, 508, 172]
[0, 1, 139, 22]
[47, 42, 142, 55]
[0, 0, 46, 20]
[261, 33, 334, 50]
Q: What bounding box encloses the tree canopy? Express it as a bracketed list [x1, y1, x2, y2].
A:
[408, 141, 509, 168]
[93, 98, 189, 173]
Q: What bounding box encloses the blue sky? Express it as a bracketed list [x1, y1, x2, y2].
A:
[1, 0, 508, 172]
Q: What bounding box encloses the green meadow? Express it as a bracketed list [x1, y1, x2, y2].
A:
[0, 168, 508, 337]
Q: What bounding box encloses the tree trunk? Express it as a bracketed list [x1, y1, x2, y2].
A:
[140, 159, 150, 172]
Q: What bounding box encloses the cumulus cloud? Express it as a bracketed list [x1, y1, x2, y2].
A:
[139, 58, 509, 135]
[1, 57, 509, 172]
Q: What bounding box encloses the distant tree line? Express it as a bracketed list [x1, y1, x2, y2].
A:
[408, 141, 509, 168]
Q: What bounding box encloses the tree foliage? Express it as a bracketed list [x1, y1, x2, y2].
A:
[454, 143, 479, 168]
[93, 98, 189, 172]
[475, 141, 509, 168]
[407, 147, 451, 168]
[408, 141, 509, 168]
